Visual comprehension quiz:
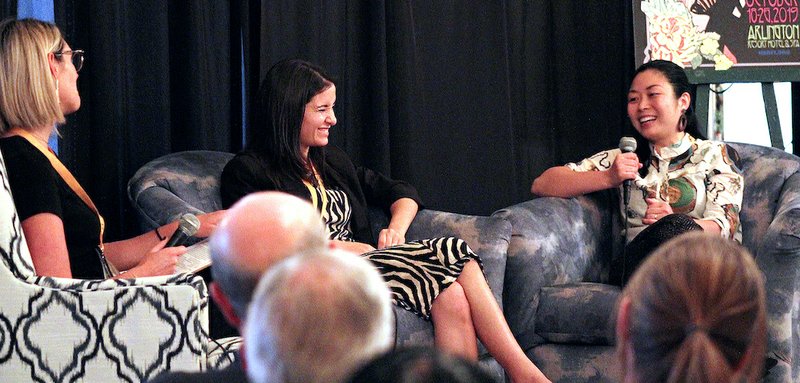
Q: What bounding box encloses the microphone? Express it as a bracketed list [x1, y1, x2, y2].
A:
[165, 213, 201, 247]
[619, 137, 638, 206]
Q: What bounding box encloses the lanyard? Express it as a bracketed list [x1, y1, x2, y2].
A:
[302, 164, 328, 212]
[7, 128, 113, 275]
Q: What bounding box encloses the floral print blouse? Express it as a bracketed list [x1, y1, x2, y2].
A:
[566, 134, 743, 243]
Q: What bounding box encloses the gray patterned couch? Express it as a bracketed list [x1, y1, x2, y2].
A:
[0, 151, 211, 382]
[493, 142, 800, 382]
[127, 151, 511, 381]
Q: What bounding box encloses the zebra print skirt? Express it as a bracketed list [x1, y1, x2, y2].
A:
[362, 237, 482, 320]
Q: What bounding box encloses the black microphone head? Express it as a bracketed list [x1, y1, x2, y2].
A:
[619, 136, 637, 153]
[178, 213, 201, 236]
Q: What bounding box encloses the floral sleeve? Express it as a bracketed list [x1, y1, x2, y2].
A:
[565, 149, 620, 172]
[701, 144, 744, 241]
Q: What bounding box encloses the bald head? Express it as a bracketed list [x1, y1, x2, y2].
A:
[245, 248, 394, 383]
[210, 191, 327, 318]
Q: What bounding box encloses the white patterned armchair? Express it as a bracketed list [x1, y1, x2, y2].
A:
[0, 150, 211, 382]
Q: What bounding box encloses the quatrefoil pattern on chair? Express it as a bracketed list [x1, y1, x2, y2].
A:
[0, 149, 211, 382]
[15, 290, 99, 383]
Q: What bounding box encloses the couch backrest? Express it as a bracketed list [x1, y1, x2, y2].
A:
[727, 143, 800, 254]
[0, 149, 36, 280]
[128, 150, 234, 230]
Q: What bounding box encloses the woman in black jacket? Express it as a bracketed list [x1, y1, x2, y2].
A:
[221, 59, 548, 383]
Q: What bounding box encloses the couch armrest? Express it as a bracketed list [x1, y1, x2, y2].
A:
[130, 187, 207, 231]
[127, 151, 232, 232]
[492, 191, 617, 350]
[757, 173, 800, 382]
[406, 209, 510, 306]
[402, 209, 509, 363]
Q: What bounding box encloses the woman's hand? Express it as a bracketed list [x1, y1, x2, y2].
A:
[642, 197, 673, 225]
[610, 152, 642, 187]
[128, 239, 186, 277]
[330, 240, 376, 255]
[380, 198, 416, 249]
[378, 228, 405, 249]
[195, 210, 227, 238]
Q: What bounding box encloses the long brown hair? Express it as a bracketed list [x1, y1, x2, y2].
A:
[620, 232, 766, 383]
[248, 59, 334, 185]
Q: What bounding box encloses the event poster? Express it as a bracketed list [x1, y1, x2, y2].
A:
[633, 0, 800, 82]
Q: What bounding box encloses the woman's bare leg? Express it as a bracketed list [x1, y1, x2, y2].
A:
[430, 281, 478, 360]
[457, 260, 550, 383]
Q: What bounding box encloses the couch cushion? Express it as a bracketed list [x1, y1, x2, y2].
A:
[535, 283, 620, 345]
[528, 343, 619, 383]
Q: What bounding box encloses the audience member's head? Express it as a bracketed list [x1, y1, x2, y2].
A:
[209, 191, 327, 328]
[244, 248, 394, 383]
[616, 232, 766, 383]
[0, 18, 67, 134]
[348, 346, 496, 383]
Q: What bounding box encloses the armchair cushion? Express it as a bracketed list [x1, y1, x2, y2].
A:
[535, 283, 619, 345]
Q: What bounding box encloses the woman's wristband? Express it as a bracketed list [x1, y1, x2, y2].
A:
[154, 227, 166, 241]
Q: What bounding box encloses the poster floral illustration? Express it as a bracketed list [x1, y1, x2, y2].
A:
[641, 0, 736, 70]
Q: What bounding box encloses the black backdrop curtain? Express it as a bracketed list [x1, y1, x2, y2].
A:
[0, 0, 14, 21]
[9, 1, 795, 240]
[0, 0, 646, 238]
[51, 1, 238, 239]
[243, 1, 634, 217]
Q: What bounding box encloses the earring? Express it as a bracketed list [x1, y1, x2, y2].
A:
[55, 79, 60, 104]
[678, 109, 687, 132]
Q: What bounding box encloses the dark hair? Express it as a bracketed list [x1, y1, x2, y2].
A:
[629, 60, 705, 177]
[348, 347, 496, 383]
[248, 59, 334, 184]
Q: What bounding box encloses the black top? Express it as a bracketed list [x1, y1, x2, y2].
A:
[0, 136, 104, 279]
[147, 357, 246, 383]
[220, 146, 423, 245]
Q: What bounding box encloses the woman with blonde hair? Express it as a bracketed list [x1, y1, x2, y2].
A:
[0, 18, 224, 279]
[616, 232, 766, 383]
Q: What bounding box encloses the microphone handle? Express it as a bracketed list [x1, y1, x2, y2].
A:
[165, 229, 191, 247]
[623, 180, 632, 206]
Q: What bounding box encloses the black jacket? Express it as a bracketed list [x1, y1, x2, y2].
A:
[220, 146, 423, 245]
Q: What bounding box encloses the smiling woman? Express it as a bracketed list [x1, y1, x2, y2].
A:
[299, 84, 336, 156]
[531, 59, 743, 286]
[220, 58, 552, 382]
